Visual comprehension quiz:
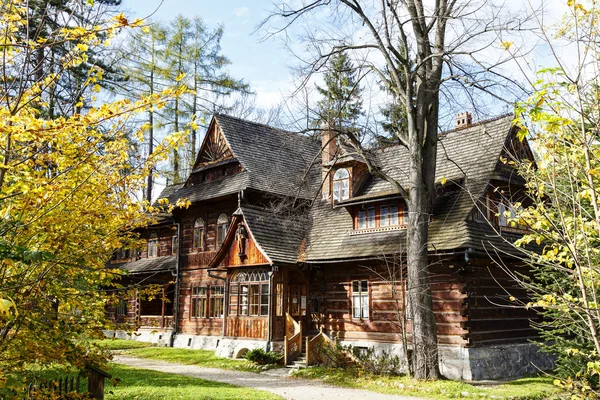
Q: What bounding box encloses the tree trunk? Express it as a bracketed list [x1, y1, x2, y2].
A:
[406, 87, 440, 380]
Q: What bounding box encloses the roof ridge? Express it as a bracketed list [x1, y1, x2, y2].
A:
[215, 113, 316, 144]
[374, 113, 514, 155]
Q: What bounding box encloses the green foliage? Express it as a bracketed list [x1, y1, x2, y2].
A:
[509, 3, 600, 397]
[106, 364, 281, 400]
[243, 349, 283, 365]
[313, 53, 364, 136]
[350, 347, 402, 376]
[92, 339, 154, 350]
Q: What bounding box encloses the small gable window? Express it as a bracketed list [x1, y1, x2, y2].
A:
[193, 218, 205, 250]
[217, 213, 229, 246]
[333, 168, 350, 201]
[147, 232, 158, 258]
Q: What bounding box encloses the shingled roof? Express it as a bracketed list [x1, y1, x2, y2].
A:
[155, 113, 519, 264]
[113, 255, 176, 275]
[158, 115, 322, 204]
[236, 205, 310, 265]
[305, 115, 516, 261]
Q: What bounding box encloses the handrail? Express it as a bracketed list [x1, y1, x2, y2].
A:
[284, 313, 302, 365]
[306, 329, 336, 366]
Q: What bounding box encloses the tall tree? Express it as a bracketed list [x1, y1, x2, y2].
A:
[122, 24, 168, 202]
[313, 52, 364, 136]
[265, 0, 530, 378]
[0, 2, 184, 394]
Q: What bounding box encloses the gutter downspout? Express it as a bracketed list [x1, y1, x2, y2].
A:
[208, 268, 227, 338]
[169, 222, 181, 347]
[266, 267, 275, 352]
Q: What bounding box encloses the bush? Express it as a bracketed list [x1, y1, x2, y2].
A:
[243, 349, 283, 365]
[350, 346, 402, 376]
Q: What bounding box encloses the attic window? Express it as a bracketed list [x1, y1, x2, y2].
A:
[333, 168, 350, 201]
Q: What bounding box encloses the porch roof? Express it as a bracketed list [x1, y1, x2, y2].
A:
[114, 255, 176, 275]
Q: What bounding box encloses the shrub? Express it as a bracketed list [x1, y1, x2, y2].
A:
[350, 346, 403, 376]
[243, 348, 283, 365]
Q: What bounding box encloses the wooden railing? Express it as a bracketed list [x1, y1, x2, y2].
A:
[27, 365, 111, 399]
[306, 328, 336, 366]
[284, 313, 302, 365]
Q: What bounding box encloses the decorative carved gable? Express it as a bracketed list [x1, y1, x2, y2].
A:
[194, 121, 234, 168]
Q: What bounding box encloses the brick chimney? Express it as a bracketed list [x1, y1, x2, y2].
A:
[455, 112, 473, 129]
[321, 122, 338, 200]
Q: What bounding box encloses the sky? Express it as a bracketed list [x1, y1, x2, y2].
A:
[121, 0, 293, 109]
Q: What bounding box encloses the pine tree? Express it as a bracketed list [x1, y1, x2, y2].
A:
[314, 53, 363, 135]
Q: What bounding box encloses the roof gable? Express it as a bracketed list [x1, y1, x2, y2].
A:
[192, 118, 235, 169]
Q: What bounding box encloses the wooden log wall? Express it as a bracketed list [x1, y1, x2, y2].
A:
[178, 268, 225, 336]
[226, 316, 268, 339]
[461, 256, 539, 346]
[176, 199, 237, 256]
[310, 260, 469, 346]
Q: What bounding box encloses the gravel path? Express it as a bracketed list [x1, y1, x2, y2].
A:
[112, 355, 424, 400]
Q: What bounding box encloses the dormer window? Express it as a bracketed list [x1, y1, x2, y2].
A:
[147, 232, 158, 258]
[333, 168, 350, 201]
[353, 201, 407, 232]
[217, 213, 229, 246]
[193, 218, 205, 250]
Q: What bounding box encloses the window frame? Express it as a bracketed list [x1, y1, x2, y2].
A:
[353, 201, 407, 231]
[333, 168, 350, 201]
[209, 285, 225, 318]
[229, 269, 270, 317]
[191, 286, 208, 318]
[216, 213, 229, 247]
[193, 218, 205, 251]
[147, 232, 158, 258]
[351, 280, 370, 320]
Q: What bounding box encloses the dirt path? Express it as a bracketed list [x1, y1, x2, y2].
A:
[112, 355, 424, 400]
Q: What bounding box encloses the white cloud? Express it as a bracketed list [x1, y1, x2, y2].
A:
[233, 7, 249, 17]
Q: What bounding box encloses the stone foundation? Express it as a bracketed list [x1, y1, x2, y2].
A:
[104, 330, 554, 380]
[338, 339, 554, 380]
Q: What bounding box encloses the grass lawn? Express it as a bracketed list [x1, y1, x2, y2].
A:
[105, 364, 282, 400]
[116, 344, 264, 372]
[292, 367, 561, 400]
[93, 338, 154, 350]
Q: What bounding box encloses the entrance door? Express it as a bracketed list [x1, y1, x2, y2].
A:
[287, 283, 307, 326]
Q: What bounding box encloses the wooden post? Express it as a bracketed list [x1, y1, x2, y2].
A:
[284, 335, 288, 365]
[87, 365, 111, 399]
[305, 336, 310, 367]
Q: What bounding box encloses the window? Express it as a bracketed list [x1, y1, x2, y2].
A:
[209, 286, 224, 318]
[380, 203, 400, 226]
[172, 235, 178, 256]
[217, 213, 229, 246]
[352, 280, 369, 319]
[333, 168, 350, 201]
[367, 206, 376, 228]
[119, 248, 129, 259]
[193, 218, 205, 250]
[191, 287, 207, 318]
[354, 202, 407, 231]
[229, 269, 270, 316]
[116, 300, 127, 317]
[498, 202, 523, 229]
[147, 232, 158, 258]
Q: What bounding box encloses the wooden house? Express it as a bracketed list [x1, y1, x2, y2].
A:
[106, 113, 552, 380]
